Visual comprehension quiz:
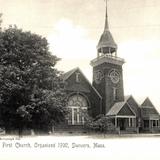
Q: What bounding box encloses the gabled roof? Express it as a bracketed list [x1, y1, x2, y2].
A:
[107, 96, 136, 117]
[124, 95, 139, 105]
[61, 67, 78, 81]
[125, 95, 140, 116]
[141, 97, 159, 119]
[61, 67, 102, 99]
[106, 101, 126, 116]
[125, 95, 147, 107]
[141, 97, 154, 108]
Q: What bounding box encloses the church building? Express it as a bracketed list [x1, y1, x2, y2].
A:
[60, 2, 160, 133]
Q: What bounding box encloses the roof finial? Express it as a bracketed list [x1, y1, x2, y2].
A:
[104, 0, 109, 31]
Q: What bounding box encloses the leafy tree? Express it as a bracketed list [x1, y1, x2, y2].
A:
[0, 26, 67, 135]
[85, 114, 115, 133]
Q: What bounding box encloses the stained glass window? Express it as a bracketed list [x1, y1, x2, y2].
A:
[67, 95, 88, 125]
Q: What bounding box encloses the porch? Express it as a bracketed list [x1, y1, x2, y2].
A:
[141, 102, 160, 133]
[142, 119, 160, 133]
[106, 101, 138, 133]
[109, 116, 138, 133]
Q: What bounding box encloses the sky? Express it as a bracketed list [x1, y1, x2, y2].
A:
[1, 0, 160, 111]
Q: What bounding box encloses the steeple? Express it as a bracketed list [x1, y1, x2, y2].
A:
[91, 1, 125, 115]
[97, 0, 117, 56]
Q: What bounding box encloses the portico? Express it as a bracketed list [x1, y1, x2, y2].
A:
[106, 101, 138, 133]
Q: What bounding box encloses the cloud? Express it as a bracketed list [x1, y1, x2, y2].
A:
[47, 18, 96, 75]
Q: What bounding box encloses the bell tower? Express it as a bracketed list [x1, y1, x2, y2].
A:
[90, 0, 125, 114]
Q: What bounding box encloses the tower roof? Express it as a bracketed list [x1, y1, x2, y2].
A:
[97, 1, 117, 54]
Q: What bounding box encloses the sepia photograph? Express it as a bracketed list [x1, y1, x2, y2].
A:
[0, 0, 160, 159]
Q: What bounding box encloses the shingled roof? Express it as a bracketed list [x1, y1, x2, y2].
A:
[107, 100, 136, 117]
[61, 67, 78, 81]
[141, 97, 154, 107]
[141, 97, 159, 119]
[106, 101, 126, 116]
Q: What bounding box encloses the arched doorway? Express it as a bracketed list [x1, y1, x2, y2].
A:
[67, 94, 89, 125]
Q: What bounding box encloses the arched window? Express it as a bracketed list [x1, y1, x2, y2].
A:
[67, 94, 88, 125]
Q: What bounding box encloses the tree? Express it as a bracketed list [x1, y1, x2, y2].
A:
[85, 114, 115, 133]
[0, 26, 68, 135]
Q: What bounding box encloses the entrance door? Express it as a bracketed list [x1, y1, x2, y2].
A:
[143, 120, 149, 129]
[119, 118, 125, 130]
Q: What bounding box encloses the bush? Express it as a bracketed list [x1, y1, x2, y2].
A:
[85, 114, 115, 133]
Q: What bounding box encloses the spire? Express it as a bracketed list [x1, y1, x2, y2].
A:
[104, 0, 109, 31]
[97, 0, 117, 55]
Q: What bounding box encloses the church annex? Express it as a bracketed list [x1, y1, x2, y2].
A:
[60, 1, 160, 134]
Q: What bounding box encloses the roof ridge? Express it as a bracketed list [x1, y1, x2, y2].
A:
[61, 67, 79, 81]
